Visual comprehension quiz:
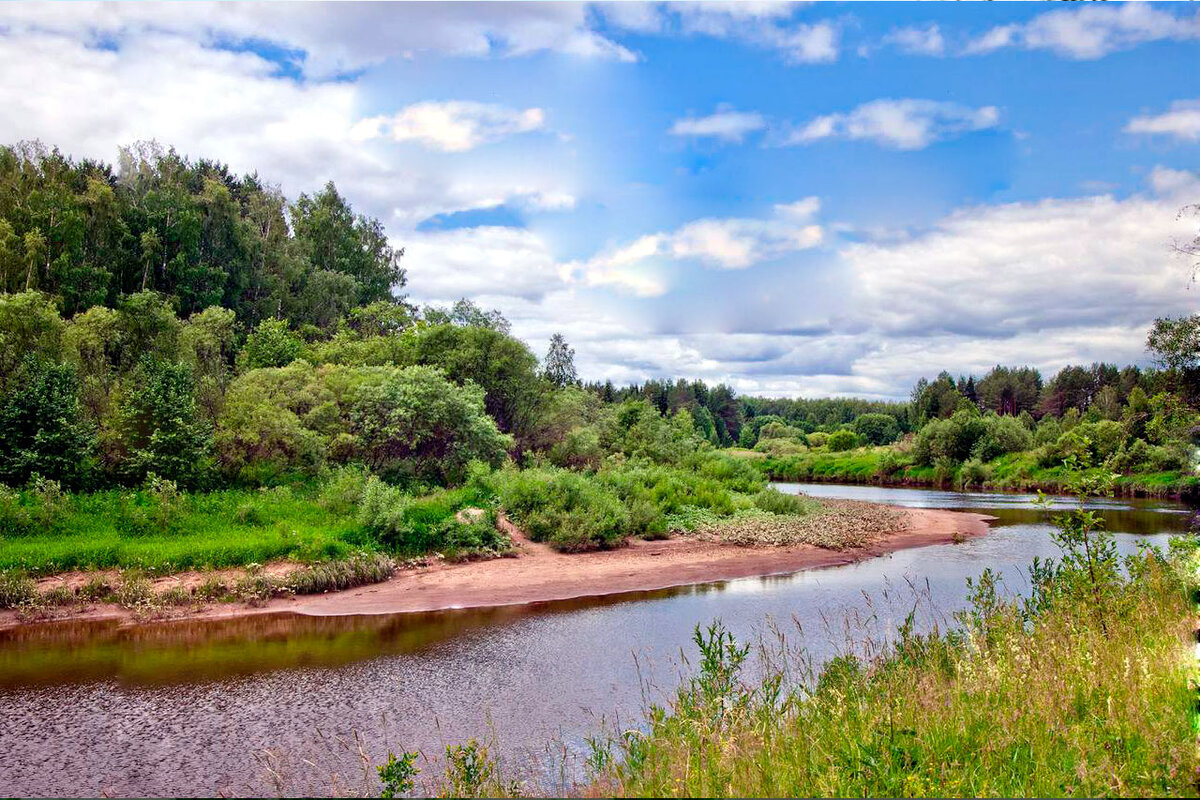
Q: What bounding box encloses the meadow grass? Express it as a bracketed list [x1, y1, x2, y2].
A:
[588, 545, 1199, 798]
[0, 487, 372, 575]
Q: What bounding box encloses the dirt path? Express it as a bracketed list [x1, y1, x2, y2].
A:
[0, 505, 993, 630]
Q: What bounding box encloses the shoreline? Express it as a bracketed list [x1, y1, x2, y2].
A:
[767, 471, 1199, 501]
[0, 504, 993, 631]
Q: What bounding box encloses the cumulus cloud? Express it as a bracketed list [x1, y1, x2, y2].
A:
[566, 199, 823, 296]
[352, 102, 546, 152]
[1126, 100, 1200, 143]
[402, 226, 567, 303]
[965, 2, 1200, 60]
[840, 178, 1198, 339]
[669, 105, 766, 143]
[538, 174, 1200, 398]
[600, 1, 840, 64]
[0, 27, 577, 229]
[0, 1, 638, 76]
[784, 99, 999, 150]
[881, 24, 945, 56]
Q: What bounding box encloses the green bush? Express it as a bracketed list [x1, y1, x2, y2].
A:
[805, 431, 829, 448]
[752, 488, 812, 516]
[495, 467, 629, 552]
[853, 413, 901, 446]
[356, 476, 500, 554]
[971, 415, 1034, 462]
[826, 429, 859, 452]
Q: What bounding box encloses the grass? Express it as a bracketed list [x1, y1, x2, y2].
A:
[752, 445, 1200, 498]
[585, 542, 1199, 797]
[0, 486, 371, 575]
[0, 552, 397, 611]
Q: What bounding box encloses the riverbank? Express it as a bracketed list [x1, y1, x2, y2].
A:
[0, 503, 992, 630]
[743, 448, 1200, 500]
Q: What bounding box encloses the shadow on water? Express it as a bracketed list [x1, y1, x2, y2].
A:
[0, 586, 708, 690]
[0, 482, 1193, 797]
[0, 483, 1192, 691]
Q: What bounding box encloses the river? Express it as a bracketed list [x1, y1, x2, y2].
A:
[0, 484, 1191, 797]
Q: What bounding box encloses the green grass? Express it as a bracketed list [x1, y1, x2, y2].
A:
[0, 487, 373, 575]
[750, 446, 1199, 498]
[588, 545, 1199, 798]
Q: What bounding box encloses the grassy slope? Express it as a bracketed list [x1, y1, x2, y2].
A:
[752, 446, 1200, 498]
[0, 488, 372, 575]
[596, 550, 1198, 798]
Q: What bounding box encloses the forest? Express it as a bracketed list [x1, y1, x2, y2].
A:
[0, 140, 1198, 593]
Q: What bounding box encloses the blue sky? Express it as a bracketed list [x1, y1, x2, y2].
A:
[1, 1, 1199, 398]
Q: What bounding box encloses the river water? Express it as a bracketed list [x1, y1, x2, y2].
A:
[0, 484, 1192, 797]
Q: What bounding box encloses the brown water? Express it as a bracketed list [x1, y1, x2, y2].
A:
[0, 484, 1191, 797]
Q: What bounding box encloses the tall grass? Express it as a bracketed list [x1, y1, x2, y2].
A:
[0, 485, 371, 575]
[584, 474, 1200, 798]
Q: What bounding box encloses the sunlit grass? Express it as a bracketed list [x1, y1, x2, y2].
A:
[591, 548, 1198, 798]
[0, 488, 372, 575]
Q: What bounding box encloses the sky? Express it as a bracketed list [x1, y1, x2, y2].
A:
[1, 1, 1199, 400]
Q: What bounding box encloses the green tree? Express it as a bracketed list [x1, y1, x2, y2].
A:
[240, 317, 304, 370]
[0, 356, 95, 487]
[116, 358, 213, 487]
[0, 291, 64, 388]
[290, 181, 406, 308]
[542, 332, 578, 388]
[852, 413, 900, 446]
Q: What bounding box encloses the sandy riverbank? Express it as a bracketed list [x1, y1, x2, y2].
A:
[0, 504, 992, 630]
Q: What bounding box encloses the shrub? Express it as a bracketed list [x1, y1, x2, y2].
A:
[28, 474, 68, 531]
[697, 455, 765, 493]
[114, 571, 155, 608]
[960, 458, 990, 488]
[234, 502, 268, 526]
[971, 415, 1034, 462]
[0, 570, 37, 608]
[41, 583, 76, 606]
[496, 467, 628, 552]
[0, 485, 30, 535]
[826, 429, 859, 452]
[627, 497, 668, 539]
[117, 358, 213, 488]
[752, 488, 812, 516]
[805, 431, 829, 448]
[853, 413, 901, 446]
[914, 410, 987, 465]
[239, 318, 303, 370]
[194, 575, 229, 601]
[78, 574, 112, 601]
[318, 465, 369, 515]
[0, 356, 96, 488]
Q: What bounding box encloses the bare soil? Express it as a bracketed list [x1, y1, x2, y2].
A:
[0, 503, 992, 630]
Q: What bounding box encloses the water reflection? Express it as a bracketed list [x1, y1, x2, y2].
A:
[0, 483, 1191, 797]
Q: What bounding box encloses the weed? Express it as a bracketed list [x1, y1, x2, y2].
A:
[0, 570, 37, 608]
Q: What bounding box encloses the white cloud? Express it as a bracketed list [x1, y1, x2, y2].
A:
[1126, 100, 1200, 143]
[882, 24, 945, 56]
[966, 3, 1200, 59]
[840, 176, 1199, 338]
[0, 1, 638, 76]
[566, 199, 824, 296]
[353, 102, 546, 153]
[0, 28, 578, 230]
[786, 99, 999, 150]
[669, 106, 766, 143]
[602, 1, 840, 64]
[402, 226, 567, 303]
